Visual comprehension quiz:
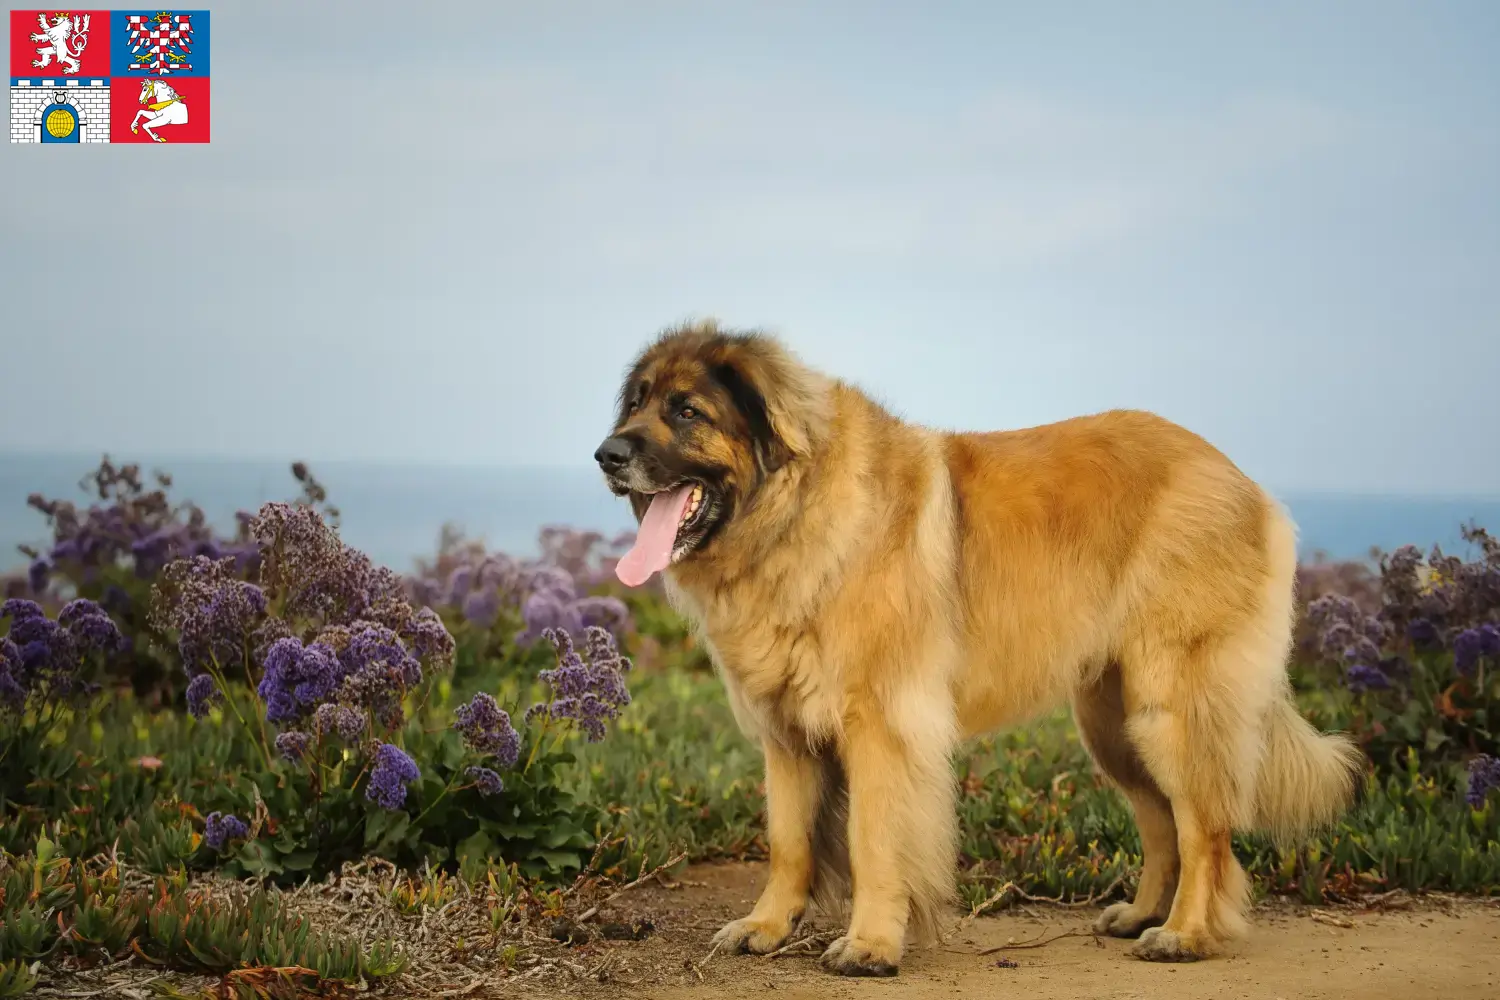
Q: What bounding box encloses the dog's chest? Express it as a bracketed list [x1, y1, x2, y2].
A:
[667, 580, 843, 743]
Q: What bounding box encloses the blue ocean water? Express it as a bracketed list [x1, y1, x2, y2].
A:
[2, 453, 1497, 574]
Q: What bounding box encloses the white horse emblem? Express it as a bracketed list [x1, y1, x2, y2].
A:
[30, 12, 91, 75]
[131, 79, 189, 142]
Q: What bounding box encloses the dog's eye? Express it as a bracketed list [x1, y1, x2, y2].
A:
[677, 406, 698, 421]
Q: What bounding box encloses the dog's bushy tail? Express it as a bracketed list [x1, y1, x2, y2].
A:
[1251, 694, 1365, 847]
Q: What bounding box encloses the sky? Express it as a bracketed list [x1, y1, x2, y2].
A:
[2, 0, 1497, 494]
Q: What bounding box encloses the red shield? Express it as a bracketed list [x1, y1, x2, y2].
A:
[110, 75, 210, 143]
[9, 10, 112, 79]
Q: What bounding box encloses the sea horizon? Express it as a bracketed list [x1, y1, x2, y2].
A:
[3, 451, 1499, 575]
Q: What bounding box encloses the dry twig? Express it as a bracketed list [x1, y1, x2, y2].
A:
[575, 851, 689, 924]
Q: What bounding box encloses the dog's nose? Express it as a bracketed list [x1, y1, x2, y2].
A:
[594, 436, 634, 473]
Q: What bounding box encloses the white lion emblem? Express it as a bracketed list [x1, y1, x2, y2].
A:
[30, 12, 92, 76]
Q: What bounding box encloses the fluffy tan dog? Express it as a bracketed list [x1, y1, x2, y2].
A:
[595, 320, 1362, 976]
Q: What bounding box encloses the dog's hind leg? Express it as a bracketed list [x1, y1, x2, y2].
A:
[1073, 662, 1179, 939]
[711, 739, 821, 954]
[1120, 631, 1274, 962]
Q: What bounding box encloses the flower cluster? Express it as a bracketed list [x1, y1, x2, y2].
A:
[1467, 754, 1500, 809]
[313, 702, 367, 742]
[536, 526, 639, 590]
[527, 626, 632, 742]
[1452, 625, 1500, 677]
[464, 766, 505, 797]
[367, 743, 421, 810]
[275, 730, 313, 762]
[1377, 530, 1500, 651]
[22, 457, 259, 594]
[149, 555, 268, 677]
[1305, 590, 1408, 694]
[453, 692, 521, 766]
[203, 811, 249, 852]
[406, 528, 633, 645]
[250, 502, 422, 637]
[1, 598, 122, 712]
[185, 673, 221, 718]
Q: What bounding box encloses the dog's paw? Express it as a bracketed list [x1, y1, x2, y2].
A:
[710, 916, 795, 955]
[1094, 901, 1167, 939]
[819, 935, 900, 977]
[1130, 926, 1209, 963]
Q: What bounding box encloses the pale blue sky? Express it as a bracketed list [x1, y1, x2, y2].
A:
[2, 1, 1497, 493]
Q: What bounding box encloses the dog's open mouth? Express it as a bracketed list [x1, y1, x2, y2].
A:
[615, 481, 710, 586]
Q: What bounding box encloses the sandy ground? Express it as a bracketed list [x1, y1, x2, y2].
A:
[509, 862, 1500, 1000]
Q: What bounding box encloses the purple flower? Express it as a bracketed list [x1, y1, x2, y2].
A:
[1451, 624, 1498, 676]
[403, 606, 455, 666]
[575, 595, 631, 638]
[366, 743, 421, 810]
[1467, 754, 1500, 809]
[529, 627, 633, 743]
[148, 556, 267, 674]
[465, 766, 504, 797]
[185, 673, 221, 718]
[0, 601, 122, 707]
[462, 587, 502, 628]
[1, 599, 44, 623]
[516, 591, 584, 647]
[445, 565, 475, 606]
[313, 702, 366, 741]
[27, 559, 49, 594]
[453, 692, 522, 767]
[0, 638, 25, 708]
[1406, 617, 1438, 647]
[343, 623, 422, 688]
[250, 503, 424, 637]
[257, 637, 344, 723]
[275, 730, 313, 761]
[58, 600, 125, 654]
[10, 613, 62, 647]
[1345, 663, 1391, 694]
[203, 811, 249, 851]
[523, 564, 577, 602]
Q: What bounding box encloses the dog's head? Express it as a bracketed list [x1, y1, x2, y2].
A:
[595, 321, 827, 575]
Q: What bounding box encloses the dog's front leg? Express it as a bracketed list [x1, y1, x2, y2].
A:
[711, 738, 819, 954]
[820, 710, 953, 977]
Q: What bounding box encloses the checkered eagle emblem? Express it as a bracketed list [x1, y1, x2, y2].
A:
[124, 9, 192, 73]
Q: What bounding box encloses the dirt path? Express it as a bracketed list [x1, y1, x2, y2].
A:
[513, 862, 1500, 1000]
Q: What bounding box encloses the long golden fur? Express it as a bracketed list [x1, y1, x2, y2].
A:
[595, 319, 1364, 976]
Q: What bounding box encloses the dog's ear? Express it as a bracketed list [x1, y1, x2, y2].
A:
[711, 360, 793, 473]
[709, 334, 830, 474]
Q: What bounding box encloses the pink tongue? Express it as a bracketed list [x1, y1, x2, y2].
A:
[615, 486, 695, 587]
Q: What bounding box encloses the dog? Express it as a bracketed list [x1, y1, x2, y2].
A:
[595, 319, 1362, 976]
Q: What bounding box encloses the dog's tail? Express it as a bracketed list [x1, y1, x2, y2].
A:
[1250, 693, 1365, 846]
